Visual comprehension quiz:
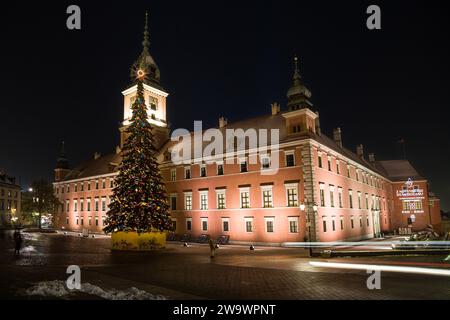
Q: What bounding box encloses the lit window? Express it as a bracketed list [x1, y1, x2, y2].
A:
[262, 186, 273, 208]
[217, 190, 226, 209]
[240, 188, 250, 209]
[286, 185, 298, 207]
[170, 169, 176, 181]
[200, 191, 208, 210]
[329, 185, 335, 208]
[184, 193, 192, 210]
[319, 183, 325, 207]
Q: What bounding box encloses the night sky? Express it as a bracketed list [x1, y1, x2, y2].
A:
[1, 1, 449, 210]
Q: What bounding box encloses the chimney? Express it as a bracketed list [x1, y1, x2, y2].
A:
[116, 146, 121, 154]
[315, 111, 321, 136]
[271, 103, 280, 115]
[356, 144, 364, 158]
[94, 152, 101, 160]
[219, 116, 228, 128]
[333, 127, 342, 148]
[368, 153, 375, 163]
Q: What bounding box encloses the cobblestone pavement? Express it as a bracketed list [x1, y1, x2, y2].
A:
[0, 230, 449, 300]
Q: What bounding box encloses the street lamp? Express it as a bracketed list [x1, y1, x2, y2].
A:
[28, 187, 33, 192]
[300, 202, 314, 257]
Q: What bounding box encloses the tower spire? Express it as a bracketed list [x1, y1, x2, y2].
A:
[287, 55, 312, 111]
[142, 11, 150, 53]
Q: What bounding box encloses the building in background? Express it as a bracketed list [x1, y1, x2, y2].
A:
[0, 169, 21, 227]
[53, 19, 441, 244]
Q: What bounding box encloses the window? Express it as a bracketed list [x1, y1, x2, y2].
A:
[87, 198, 91, 211]
[240, 160, 248, 173]
[184, 167, 191, 179]
[261, 156, 270, 170]
[329, 185, 335, 208]
[286, 185, 298, 207]
[318, 153, 323, 168]
[184, 193, 192, 210]
[95, 198, 99, 211]
[245, 218, 253, 232]
[66, 217, 69, 225]
[110, 179, 114, 188]
[95, 180, 99, 189]
[323, 218, 327, 232]
[367, 216, 370, 227]
[336, 161, 340, 174]
[200, 165, 207, 177]
[340, 216, 344, 230]
[186, 218, 192, 231]
[102, 216, 106, 226]
[347, 165, 351, 178]
[200, 191, 208, 210]
[217, 163, 224, 175]
[262, 187, 273, 208]
[170, 195, 177, 210]
[80, 199, 84, 212]
[66, 200, 70, 212]
[222, 218, 230, 232]
[67, 185, 70, 193]
[95, 217, 99, 226]
[319, 183, 325, 207]
[74, 184, 78, 192]
[170, 169, 176, 181]
[328, 156, 332, 171]
[358, 192, 362, 209]
[89, 216, 92, 226]
[285, 152, 295, 167]
[76, 216, 79, 225]
[332, 219, 336, 231]
[74, 200, 78, 212]
[240, 188, 250, 209]
[102, 179, 106, 189]
[265, 217, 274, 233]
[338, 187, 343, 208]
[81, 183, 84, 191]
[88, 182, 91, 191]
[359, 216, 363, 228]
[101, 197, 106, 211]
[201, 218, 208, 231]
[171, 219, 177, 231]
[288, 217, 299, 233]
[349, 190, 353, 209]
[217, 190, 226, 209]
[351, 216, 354, 229]
[365, 193, 369, 209]
[81, 217, 84, 226]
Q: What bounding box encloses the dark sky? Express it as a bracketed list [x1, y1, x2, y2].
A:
[1, 1, 449, 210]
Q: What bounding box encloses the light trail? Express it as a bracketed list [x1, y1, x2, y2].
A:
[309, 261, 450, 277]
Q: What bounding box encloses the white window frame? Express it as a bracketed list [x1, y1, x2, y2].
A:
[264, 217, 275, 233]
[216, 189, 226, 209]
[288, 216, 299, 233]
[201, 217, 208, 232]
[285, 150, 295, 167]
[284, 183, 298, 207]
[244, 217, 254, 233]
[184, 192, 193, 210]
[184, 166, 191, 179]
[200, 164, 207, 177]
[221, 217, 230, 232]
[170, 168, 176, 181]
[239, 187, 251, 209]
[261, 185, 273, 208]
[199, 190, 208, 210]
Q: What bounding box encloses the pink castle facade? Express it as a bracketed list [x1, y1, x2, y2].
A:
[53, 22, 441, 245]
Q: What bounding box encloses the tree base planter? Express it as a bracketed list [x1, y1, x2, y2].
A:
[111, 231, 166, 251]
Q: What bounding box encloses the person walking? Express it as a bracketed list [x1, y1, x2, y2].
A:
[13, 229, 22, 255]
[208, 239, 216, 258]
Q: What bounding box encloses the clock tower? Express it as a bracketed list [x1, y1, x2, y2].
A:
[119, 12, 170, 150]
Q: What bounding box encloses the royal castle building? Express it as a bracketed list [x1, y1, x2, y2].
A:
[53, 18, 441, 245]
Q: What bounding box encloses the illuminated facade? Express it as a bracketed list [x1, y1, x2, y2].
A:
[53, 20, 441, 244]
[0, 170, 21, 226]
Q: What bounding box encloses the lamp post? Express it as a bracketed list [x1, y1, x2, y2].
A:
[300, 201, 316, 257]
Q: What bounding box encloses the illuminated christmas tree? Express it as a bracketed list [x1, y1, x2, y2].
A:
[103, 63, 172, 234]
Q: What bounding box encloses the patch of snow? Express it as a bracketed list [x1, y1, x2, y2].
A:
[25, 280, 167, 300]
